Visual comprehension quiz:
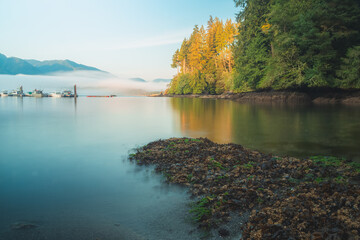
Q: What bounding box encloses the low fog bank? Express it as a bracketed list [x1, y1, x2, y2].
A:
[0, 71, 169, 96]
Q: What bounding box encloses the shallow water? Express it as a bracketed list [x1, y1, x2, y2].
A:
[0, 96, 359, 239]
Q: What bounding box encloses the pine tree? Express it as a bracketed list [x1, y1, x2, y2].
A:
[233, 0, 272, 91]
[178, 39, 189, 73]
[337, 46, 360, 88]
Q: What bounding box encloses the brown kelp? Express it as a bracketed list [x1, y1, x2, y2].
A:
[129, 138, 360, 239]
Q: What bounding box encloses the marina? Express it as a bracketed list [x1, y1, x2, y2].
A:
[0, 85, 77, 98]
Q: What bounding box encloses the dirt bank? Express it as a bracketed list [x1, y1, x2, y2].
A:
[129, 138, 360, 239]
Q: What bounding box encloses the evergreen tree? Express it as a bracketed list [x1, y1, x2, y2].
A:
[168, 17, 238, 94]
[337, 46, 360, 88]
[233, 0, 272, 91]
[169, 0, 360, 94]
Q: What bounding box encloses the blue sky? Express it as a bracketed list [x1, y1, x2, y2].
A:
[0, 0, 237, 80]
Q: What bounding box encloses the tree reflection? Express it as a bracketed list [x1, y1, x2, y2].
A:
[170, 98, 360, 161]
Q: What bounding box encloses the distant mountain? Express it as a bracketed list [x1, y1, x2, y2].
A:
[129, 77, 147, 82]
[0, 53, 103, 75]
[0, 54, 41, 75]
[152, 78, 171, 83]
[26, 59, 101, 74]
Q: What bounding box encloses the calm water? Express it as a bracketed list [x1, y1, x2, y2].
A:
[0, 97, 359, 240]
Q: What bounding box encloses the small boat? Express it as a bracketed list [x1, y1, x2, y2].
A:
[8, 90, 24, 97]
[49, 92, 62, 98]
[31, 89, 45, 98]
[0, 90, 8, 97]
[62, 90, 76, 97]
[8, 86, 24, 97]
[8, 90, 17, 96]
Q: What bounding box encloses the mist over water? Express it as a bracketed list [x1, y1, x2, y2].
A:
[0, 71, 169, 96]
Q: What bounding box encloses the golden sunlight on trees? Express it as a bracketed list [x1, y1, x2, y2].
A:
[169, 17, 238, 94]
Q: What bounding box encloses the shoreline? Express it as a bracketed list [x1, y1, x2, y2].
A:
[130, 137, 360, 239]
[151, 89, 360, 105]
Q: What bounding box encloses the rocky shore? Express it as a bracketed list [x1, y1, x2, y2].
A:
[129, 138, 360, 239]
[154, 89, 360, 105]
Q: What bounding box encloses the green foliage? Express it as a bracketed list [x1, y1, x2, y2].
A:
[169, 16, 238, 94]
[164, 141, 177, 151]
[163, 172, 173, 181]
[310, 155, 360, 173]
[315, 177, 325, 183]
[191, 138, 202, 142]
[215, 175, 229, 182]
[241, 161, 256, 169]
[349, 162, 360, 173]
[233, 0, 360, 91]
[247, 175, 255, 180]
[209, 158, 225, 170]
[169, 0, 360, 93]
[187, 173, 193, 182]
[335, 175, 346, 184]
[168, 74, 192, 94]
[337, 46, 360, 88]
[233, 0, 272, 91]
[310, 156, 344, 167]
[189, 197, 212, 221]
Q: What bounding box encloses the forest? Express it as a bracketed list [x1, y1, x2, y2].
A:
[168, 0, 360, 95]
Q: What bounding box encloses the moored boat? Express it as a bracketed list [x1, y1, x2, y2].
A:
[31, 89, 45, 98]
[8, 86, 24, 97]
[62, 90, 76, 97]
[8, 90, 23, 97]
[0, 90, 9, 97]
[49, 92, 62, 98]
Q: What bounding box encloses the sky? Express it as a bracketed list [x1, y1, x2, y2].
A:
[0, 0, 237, 80]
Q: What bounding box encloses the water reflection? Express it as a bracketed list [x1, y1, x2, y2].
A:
[170, 98, 360, 161]
[0, 96, 359, 240]
[74, 96, 77, 112]
[0, 97, 203, 240]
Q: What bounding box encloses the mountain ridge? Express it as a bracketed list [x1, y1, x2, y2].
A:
[0, 53, 103, 75]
